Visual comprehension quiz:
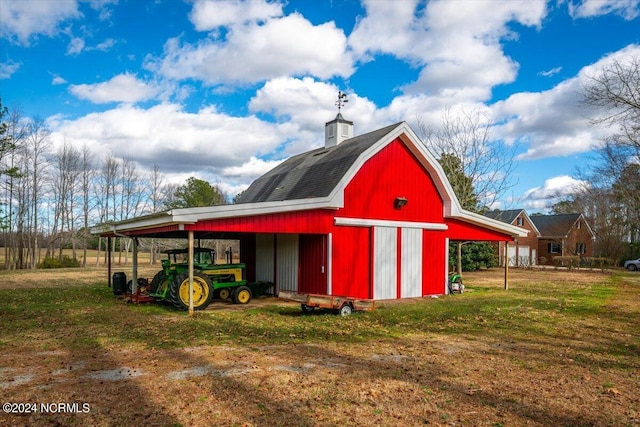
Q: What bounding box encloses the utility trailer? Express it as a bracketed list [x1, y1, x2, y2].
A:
[278, 291, 375, 316]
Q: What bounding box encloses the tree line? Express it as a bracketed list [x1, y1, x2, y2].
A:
[0, 101, 227, 269]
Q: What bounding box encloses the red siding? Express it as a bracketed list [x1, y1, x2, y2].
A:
[187, 209, 335, 234]
[340, 140, 445, 223]
[298, 234, 327, 294]
[331, 226, 371, 299]
[446, 218, 513, 242]
[422, 231, 447, 295]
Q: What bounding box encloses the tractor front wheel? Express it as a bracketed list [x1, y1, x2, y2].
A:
[150, 271, 167, 294]
[169, 271, 214, 311]
[232, 286, 252, 304]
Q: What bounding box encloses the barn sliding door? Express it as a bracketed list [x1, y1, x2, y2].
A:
[373, 227, 397, 300]
[401, 228, 422, 298]
[373, 226, 424, 300]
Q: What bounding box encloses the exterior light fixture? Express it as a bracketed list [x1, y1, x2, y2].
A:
[394, 197, 408, 209]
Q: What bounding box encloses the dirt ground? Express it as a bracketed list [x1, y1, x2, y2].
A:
[1, 267, 638, 426]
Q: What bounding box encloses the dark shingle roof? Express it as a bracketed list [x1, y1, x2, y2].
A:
[236, 123, 402, 203]
[484, 209, 524, 225]
[530, 213, 581, 237]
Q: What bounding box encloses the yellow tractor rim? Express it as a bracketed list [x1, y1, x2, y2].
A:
[179, 277, 209, 307]
[236, 289, 251, 304]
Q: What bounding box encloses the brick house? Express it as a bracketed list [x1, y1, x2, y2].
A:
[486, 211, 596, 266]
[530, 213, 595, 265]
[485, 209, 540, 266]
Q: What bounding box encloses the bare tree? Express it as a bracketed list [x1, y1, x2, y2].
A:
[94, 152, 119, 265]
[582, 55, 640, 152]
[80, 144, 94, 267]
[417, 108, 519, 211]
[25, 117, 51, 268]
[48, 141, 81, 260]
[581, 54, 640, 260]
[148, 164, 166, 264]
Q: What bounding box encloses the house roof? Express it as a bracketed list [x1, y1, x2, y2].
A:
[484, 209, 525, 224]
[237, 123, 400, 203]
[530, 213, 588, 238]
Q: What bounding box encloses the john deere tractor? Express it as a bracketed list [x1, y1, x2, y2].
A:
[148, 248, 272, 311]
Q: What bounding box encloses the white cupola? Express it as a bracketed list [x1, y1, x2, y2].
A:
[325, 112, 353, 148]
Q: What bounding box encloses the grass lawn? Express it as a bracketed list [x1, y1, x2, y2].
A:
[0, 267, 638, 426]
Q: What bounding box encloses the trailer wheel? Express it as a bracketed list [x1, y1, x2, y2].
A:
[301, 304, 315, 313]
[217, 288, 231, 300]
[338, 303, 353, 316]
[169, 271, 214, 311]
[232, 286, 252, 304]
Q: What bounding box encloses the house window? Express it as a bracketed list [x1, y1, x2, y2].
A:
[548, 242, 561, 254]
[576, 242, 586, 254]
[577, 220, 581, 229]
[516, 217, 524, 226]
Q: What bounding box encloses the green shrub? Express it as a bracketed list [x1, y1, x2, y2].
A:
[552, 256, 580, 270]
[38, 255, 81, 269]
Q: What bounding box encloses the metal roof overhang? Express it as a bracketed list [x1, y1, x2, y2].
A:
[90, 197, 341, 238]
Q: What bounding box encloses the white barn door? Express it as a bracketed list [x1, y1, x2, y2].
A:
[373, 227, 397, 300]
[401, 228, 422, 298]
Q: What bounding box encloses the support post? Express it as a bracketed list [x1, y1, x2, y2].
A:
[107, 236, 112, 288]
[132, 238, 138, 294]
[188, 231, 194, 316]
[504, 241, 509, 290]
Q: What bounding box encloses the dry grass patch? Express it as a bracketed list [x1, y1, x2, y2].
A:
[0, 267, 638, 426]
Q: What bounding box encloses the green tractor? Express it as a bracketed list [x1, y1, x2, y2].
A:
[148, 248, 272, 311]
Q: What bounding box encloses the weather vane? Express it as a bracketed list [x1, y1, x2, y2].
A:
[335, 90, 348, 112]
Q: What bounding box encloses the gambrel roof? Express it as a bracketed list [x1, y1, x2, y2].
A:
[237, 123, 400, 203]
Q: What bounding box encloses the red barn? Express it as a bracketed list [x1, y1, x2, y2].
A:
[95, 116, 526, 300]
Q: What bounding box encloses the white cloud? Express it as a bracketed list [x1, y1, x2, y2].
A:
[47, 103, 294, 193]
[568, 0, 640, 20]
[0, 0, 81, 45]
[222, 156, 283, 178]
[67, 37, 85, 55]
[492, 45, 640, 161]
[348, 0, 547, 103]
[52, 75, 67, 85]
[521, 175, 589, 209]
[248, 77, 381, 152]
[94, 38, 116, 51]
[68, 73, 160, 104]
[189, 0, 284, 30]
[148, 13, 353, 85]
[538, 66, 562, 77]
[0, 60, 20, 79]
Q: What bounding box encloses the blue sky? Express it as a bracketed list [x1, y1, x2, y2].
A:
[1, 0, 639, 212]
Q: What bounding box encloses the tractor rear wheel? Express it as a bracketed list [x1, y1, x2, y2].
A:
[232, 286, 252, 304]
[169, 271, 214, 311]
